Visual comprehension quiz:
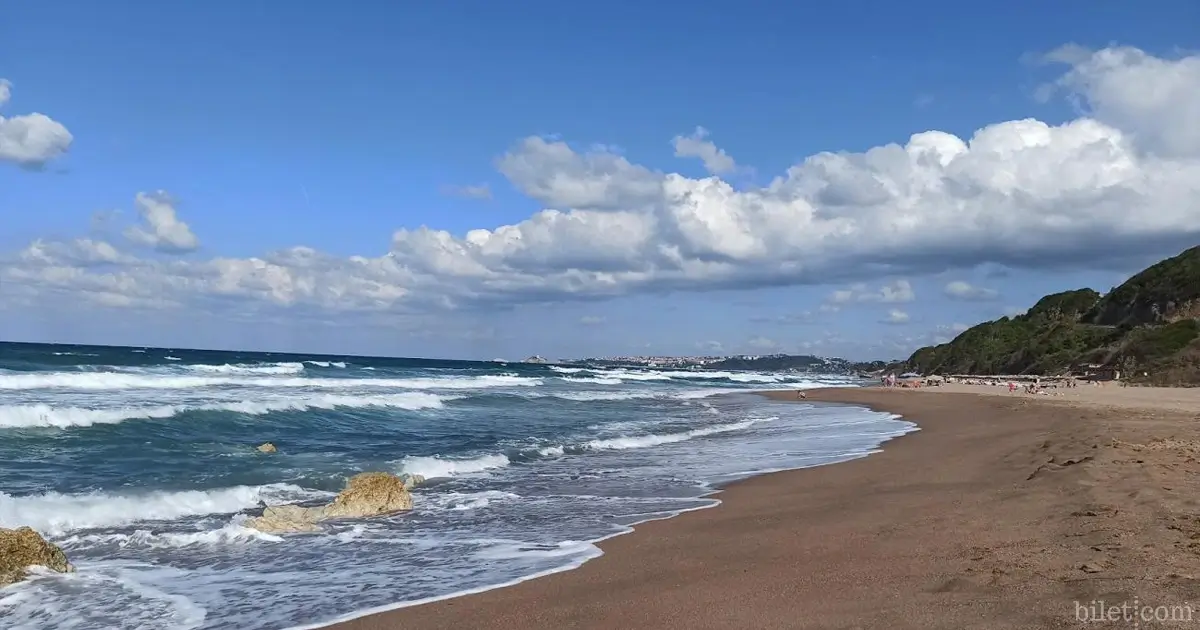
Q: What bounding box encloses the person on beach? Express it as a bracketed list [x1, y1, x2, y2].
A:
[797, 390, 807, 399]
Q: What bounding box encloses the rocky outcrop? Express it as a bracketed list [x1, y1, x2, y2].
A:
[1, 527, 74, 586]
[246, 504, 324, 534]
[321, 472, 414, 519]
[256, 442, 277, 454]
[246, 472, 422, 534]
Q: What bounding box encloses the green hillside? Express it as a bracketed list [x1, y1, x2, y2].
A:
[904, 245, 1200, 385]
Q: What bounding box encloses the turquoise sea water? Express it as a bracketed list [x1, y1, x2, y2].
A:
[0, 342, 914, 630]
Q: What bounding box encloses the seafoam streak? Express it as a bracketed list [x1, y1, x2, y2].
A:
[0, 484, 330, 536]
[0, 392, 452, 429]
[0, 372, 540, 391]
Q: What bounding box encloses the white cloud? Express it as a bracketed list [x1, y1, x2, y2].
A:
[881, 309, 910, 325]
[0, 79, 73, 167]
[123, 192, 200, 253]
[943, 280, 999, 301]
[5, 45, 1200, 320]
[830, 279, 914, 305]
[1043, 45, 1200, 158]
[746, 335, 778, 351]
[579, 315, 605, 325]
[751, 310, 819, 324]
[672, 127, 738, 174]
[441, 184, 493, 200]
[495, 136, 663, 210]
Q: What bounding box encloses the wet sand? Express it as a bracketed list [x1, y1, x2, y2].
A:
[329, 386, 1200, 629]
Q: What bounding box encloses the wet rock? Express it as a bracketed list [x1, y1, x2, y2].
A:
[322, 472, 413, 519]
[246, 505, 324, 534]
[246, 472, 414, 534]
[0, 527, 74, 586]
[400, 473, 425, 490]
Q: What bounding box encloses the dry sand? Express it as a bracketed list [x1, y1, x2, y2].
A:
[329, 385, 1200, 630]
[929, 381, 1200, 413]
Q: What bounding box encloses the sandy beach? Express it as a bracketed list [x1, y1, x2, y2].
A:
[329, 385, 1200, 630]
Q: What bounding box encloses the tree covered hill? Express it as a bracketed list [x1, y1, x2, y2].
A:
[904, 245, 1200, 384]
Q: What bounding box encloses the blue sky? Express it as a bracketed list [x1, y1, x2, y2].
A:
[2, 1, 1199, 361]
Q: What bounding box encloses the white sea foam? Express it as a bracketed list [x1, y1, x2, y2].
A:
[304, 361, 347, 368]
[538, 387, 744, 403]
[547, 391, 646, 401]
[0, 372, 540, 391]
[558, 376, 623, 385]
[0, 393, 450, 429]
[0, 403, 181, 428]
[548, 366, 585, 374]
[597, 370, 671, 381]
[424, 491, 521, 512]
[0, 484, 328, 535]
[584, 417, 776, 451]
[398, 454, 511, 479]
[57, 519, 283, 550]
[184, 362, 305, 375]
[474, 540, 597, 560]
[670, 387, 751, 399]
[0, 565, 209, 630]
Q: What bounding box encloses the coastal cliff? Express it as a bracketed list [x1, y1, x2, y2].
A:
[904, 245, 1200, 384]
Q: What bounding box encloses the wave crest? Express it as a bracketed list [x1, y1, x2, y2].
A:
[0, 484, 329, 536]
[0, 393, 451, 429]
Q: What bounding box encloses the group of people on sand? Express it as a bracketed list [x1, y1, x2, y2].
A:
[879, 374, 928, 388]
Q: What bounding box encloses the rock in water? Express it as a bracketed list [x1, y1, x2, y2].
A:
[323, 472, 413, 519]
[245, 504, 325, 534]
[400, 473, 426, 490]
[0, 527, 74, 586]
[246, 472, 414, 534]
[256, 442, 277, 454]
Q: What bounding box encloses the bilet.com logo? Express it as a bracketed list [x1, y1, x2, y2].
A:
[1076, 599, 1196, 627]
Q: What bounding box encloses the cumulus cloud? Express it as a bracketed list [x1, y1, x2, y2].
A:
[750, 310, 820, 325]
[881, 309, 910, 325]
[1042, 45, 1200, 157]
[829, 279, 915, 305]
[0, 79, 73, 167]
[495, 136, 663, 210]
[672, 126, 738, 174]
[441, 184, 493, 200]
[123, 192, 200, 253]
[5, 45, 1200, 319]
[746, 336, 779, 351]
[943, 280, 999, 301]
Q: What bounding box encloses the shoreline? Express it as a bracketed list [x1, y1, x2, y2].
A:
[299, 387, 910, 630]
[324, 385, 1200, 629]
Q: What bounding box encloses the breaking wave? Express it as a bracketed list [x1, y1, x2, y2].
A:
[0, 393, 451, 429]
[0, 484, 328, 535]
[397, 454, 512, 479]
[0, 372, 540, 391]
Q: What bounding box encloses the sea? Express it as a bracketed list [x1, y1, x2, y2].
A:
[0, 342, 916, 630]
